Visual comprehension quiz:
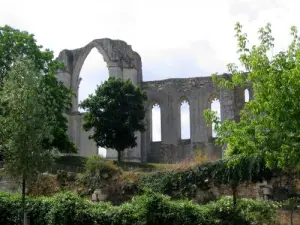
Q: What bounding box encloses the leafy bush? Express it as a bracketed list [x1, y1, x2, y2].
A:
[86, 155, 119, 175]
[0, 192, 22, 225]
[56, 170, 77, 188]
[0, 191, 278, 225]
[81, 155, 120, 190]
[26, 196, 52, 225]
[206, 196, 279, 225]
[47, 192, 92, 225]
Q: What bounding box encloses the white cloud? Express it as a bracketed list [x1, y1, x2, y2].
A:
[228, 0, 286, 21]
[1, 0, 299, 152]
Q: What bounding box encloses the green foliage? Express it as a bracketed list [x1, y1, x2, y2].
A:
[138, 155, 275, 198]
[0, 59, 55, 181]
[56, 170, 76, 188]
[280, 196, 300, 211]
[40, 74, 77, 153]
[0, 192, 22, 225]
[47, 192, 91, 225]
[80, 77, 147, 161]
[205, 22, 300, 170]
[0, 25, 58, 83]
[206, 196, 279, 225]
[81, 155, 120, 190]
[86, 155, 119, 175]
[0, 191, 278, 225]
[0, 25, 76, 154]
[26, 196, 52, 225]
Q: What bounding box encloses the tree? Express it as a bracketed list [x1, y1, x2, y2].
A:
[0, 25, 76, 153]
[80, 77, 147, 162]
[0, 59, 59, 224]
[204, 23, 300, 170]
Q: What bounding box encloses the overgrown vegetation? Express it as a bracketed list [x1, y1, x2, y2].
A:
[79, 155, 120, 191]
[137, 154, 275, 199]
[1, 22, 300, 224]
[28, 154, 280, 203]
[0, 191, 279, 225]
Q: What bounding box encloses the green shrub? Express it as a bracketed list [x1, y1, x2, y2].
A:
[47, 191, 92, 225]
[82, 155, 120, 190]
[26, 196, 52, 225]
[56, 170, 77, 188]
[0, 191, 279, 225]
[0, 192, 22, 225]
[86, 155, 119, 175]
[206, 196, 279, 225]
[130, 191, 214, 225]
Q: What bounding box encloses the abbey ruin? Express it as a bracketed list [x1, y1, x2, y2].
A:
[56, 39, 252, 163]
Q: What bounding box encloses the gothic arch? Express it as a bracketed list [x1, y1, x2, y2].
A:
[207, 92, 220, 105]
[150, 101, 162, 142]
[207, 92, 221, 140]
[178, 96, 191, 140]
[178, 96, 190, 104]
[72, 40, 112, 91]
[56, 38, 143, 159]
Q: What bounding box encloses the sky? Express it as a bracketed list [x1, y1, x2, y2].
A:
[1, 0, 299, 156]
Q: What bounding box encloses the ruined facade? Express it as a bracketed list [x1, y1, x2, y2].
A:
[56, 39, 252, 163]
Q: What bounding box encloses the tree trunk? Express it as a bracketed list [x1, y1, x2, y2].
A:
[290, 210, 294, 225]
[21, 174, 26, 225]
[117, 151, 121, 162]
[232, 185, 237, 208]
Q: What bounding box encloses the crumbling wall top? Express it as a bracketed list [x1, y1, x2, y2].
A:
[142, 74, 232, 92]
[57, 38, 142, 76]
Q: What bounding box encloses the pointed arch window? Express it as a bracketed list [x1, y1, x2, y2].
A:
[152, 103, 161, 142]
[180, 100, 190, 139]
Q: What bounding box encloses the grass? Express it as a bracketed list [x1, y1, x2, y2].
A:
[53, 151, 210, 173]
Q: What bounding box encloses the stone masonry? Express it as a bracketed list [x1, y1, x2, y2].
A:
[56, 39, 252, 163]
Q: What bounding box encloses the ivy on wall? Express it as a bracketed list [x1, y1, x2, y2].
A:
[138, 154, 277, 198]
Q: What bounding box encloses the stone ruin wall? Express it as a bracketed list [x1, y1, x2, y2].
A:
[55, 38, 253, 163]
[142, 76, 253, 163]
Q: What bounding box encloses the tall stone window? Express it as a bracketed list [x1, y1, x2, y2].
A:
[211, 98, 221, 138]
[78, 48, 108, 157]
[244, 88, 250, 102]
[152, 103, 161, 142]
[180, 100, 190, 139]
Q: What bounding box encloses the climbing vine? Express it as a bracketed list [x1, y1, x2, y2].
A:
[138, 154, 277, 198]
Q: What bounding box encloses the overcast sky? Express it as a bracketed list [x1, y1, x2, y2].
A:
[1, 0, 299, 156]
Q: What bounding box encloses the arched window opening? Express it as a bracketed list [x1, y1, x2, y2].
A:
[78, 48, 109, 157]
[78, 48, 108, 112]
[180, 100, 190, 139]
[152, 103, 161, 142]
[244, 89, 250, 102]
[211, 98, 221, 138]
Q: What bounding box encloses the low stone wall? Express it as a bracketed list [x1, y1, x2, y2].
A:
[0, 175, 19, 193]
[278, 210, 300, 225]
[191, 176, 300, 204]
